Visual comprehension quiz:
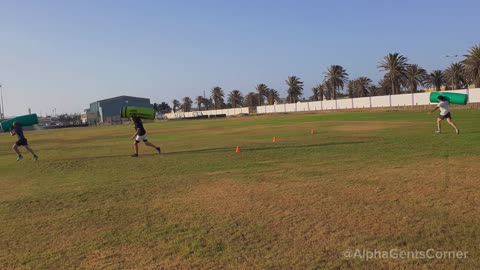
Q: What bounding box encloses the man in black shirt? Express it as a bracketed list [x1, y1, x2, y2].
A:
[9, 122, 38, 161]
[131, 115, 161, 157]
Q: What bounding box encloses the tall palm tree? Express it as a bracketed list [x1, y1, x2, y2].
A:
[182, 97, 193, 112]
[445, 62, 466, 90]
[405, 64, 428, 93]
[324, 65, 348, 100]
[228, 90, 244, 108]
[211, 86, 225, 109]
[463, 44, 480, 87]
[286, 76, 304, 103]
[195, 96, 204, 111]
[172, 99, 181, 113]
[356, 77, 373, 97]
[425, 70, 446, 92]
[266, 89, 280, 105]
[255, 84, 269, 105]
[378, 53, 408, 95]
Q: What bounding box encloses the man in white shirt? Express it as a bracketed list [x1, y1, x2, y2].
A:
[430, 96, 460, 134]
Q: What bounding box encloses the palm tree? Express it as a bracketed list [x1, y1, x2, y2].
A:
[347, 80, 356, 98]
[286, 76, 304, 103]
[211, 86, 225, 109]
[368, 85, 380, 96]
[445, 63, 465, 90]
[266, 89, 280, 105]
[311, 85, 321, 101]
[405, 64, 428, 93]
[203, 98, 212, 110]
[157, 102, 172, 114]
[463, 44, 480, 87]
[425, 70, 446, 91]
[315, 84, 325, 101]
[255, 84, 269, 105]
[172, 99, 181, 113]
[378, 53, 408, 95]
[182, 97, 193, 112]
[324, 65, 348, 100]
[356, 77, 373, 97]
[324, 81, 333, 100]
[195, 96, 204, 111]
[445, 62, 466, 90]
[378, 77, 392, 95]
[228, 90, 244, 108]
[245, 92, 259, 108]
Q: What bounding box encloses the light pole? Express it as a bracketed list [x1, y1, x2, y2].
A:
[445, 55, 459, 90]
[0, 83, 4, 120]
[445, 54, 458, 60]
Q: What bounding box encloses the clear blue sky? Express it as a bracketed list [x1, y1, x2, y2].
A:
[1, 0, 479, 116]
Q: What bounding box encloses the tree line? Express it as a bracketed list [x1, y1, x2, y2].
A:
[155, 44, 480, 113]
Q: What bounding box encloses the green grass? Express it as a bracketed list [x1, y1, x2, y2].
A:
[1, 110, 480, 269]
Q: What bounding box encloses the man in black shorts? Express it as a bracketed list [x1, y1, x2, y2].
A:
[130, 115, 161, 157]
[430, 96, 460, 134]
[9, 122, 38, 161]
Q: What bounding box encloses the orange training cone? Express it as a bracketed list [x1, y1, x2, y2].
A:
[311, 129, 315, 135]
[236, 146, 241, 153]
[273, 137, 277, 143]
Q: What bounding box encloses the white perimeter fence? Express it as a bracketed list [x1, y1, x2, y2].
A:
[162, 89, 480, 119]
[164, 107, 249, 119]
[256, 89, 480, 114]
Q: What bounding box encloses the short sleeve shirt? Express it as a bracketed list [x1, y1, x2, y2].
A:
[437, 101, 450, 116]
[134, 119, 146, 136]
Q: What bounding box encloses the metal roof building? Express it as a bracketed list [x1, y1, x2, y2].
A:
[89, 95, 152, 124]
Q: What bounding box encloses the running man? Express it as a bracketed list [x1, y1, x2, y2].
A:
[130, 115, 161, 157]
[9, 122, 38, 161]
[430, 96, 460, 134]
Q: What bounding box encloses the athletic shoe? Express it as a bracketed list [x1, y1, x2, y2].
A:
[17, 155, 23, 161]
[131, 154, 139, 158]
[156, 147, 161, 154]
[456, 129, 460, 134]
[34, 155, 38, 161]
[435, 130, 441, 134]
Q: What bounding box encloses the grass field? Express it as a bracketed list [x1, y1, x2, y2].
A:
[1, 110, 480, 269]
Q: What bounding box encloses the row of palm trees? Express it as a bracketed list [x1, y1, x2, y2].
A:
[171, 85, 282, 112]
[171, 44, 480, 112]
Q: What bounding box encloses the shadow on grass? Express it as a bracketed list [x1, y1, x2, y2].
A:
[165, 140, 372, 155]
[59, 141, 372, 161]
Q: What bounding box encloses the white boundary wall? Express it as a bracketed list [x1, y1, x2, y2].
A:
[256, 89, 480, 114]
[164, 107, 249, 119]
